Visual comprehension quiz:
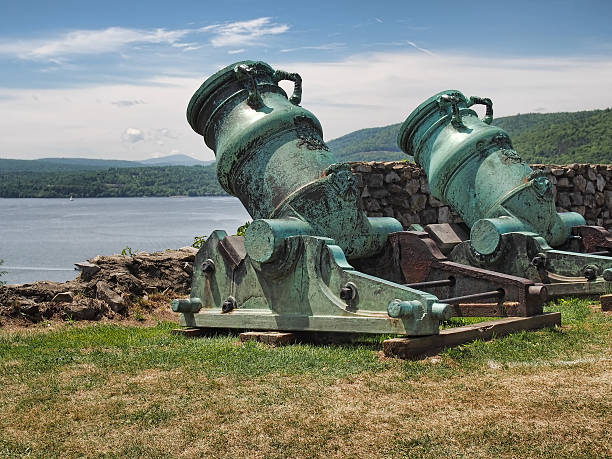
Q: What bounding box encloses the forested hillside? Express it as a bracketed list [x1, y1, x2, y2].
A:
[327, 124, 404, 162]
[329, 108, 612, 164]
[0, 165, 225, 198]
[493, 109, 612, 164]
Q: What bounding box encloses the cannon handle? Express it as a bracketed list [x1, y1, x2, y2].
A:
[234, 63, 264, 109]
[273, 70, 302, 105]
[234, 64, 303, 107]
[438, 94, 465, 128]
[467, 96, 494, 125]
[439, 94, 494, 128]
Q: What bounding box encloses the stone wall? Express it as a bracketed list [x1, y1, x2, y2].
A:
[349, 162, 612, 229]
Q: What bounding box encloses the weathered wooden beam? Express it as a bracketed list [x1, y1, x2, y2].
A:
[171, 328, 204, 338]
[452, 302, 524, 317]
[239, 331, 297, 346]
[601, 294, 612, 312]
[383, 312, 561, 360]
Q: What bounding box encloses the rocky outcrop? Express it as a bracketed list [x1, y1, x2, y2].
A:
[350, 162, 612, 228]
[0, 247, 197, 326]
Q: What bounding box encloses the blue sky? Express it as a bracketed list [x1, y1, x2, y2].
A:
[1, 0, 611, 161]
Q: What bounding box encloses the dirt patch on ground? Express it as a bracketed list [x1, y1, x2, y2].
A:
[0, 247, 196, 328]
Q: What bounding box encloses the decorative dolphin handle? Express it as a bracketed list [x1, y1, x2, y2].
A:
[467, 95, 493, 125]
[233, 63, 302, 109]
[273, 69, 302, 105]
[438, 93, 493, 129]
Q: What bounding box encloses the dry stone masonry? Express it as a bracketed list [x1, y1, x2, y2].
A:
[350, 162, 612, 229]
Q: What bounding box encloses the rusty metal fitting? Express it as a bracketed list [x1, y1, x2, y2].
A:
[339, 282, 357, 301]
[202, 259, 215, 274]
[222, 296, 236, 313]
[430, 302, 453, 321]
[387, 299, 423, 319]
[171, 297, 202, 313]
[528, 285, 548, 302]
[531, 253, 547, 268]
[583, 265, 599, 281]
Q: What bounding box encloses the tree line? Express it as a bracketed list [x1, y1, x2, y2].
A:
[0, 165, 227, 198]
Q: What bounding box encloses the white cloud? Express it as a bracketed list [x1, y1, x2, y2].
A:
[121, 127, 144, 143]
[206, 17, 289, 48]
[276, 52, 612, 139]
[0, 27, 190, 61]
[1, 51, 611, 161]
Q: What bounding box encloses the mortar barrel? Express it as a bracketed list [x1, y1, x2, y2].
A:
[397, 90, 584, 250]
[188, 61, 402, 260]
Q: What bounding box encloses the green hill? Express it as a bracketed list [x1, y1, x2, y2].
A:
[493, 109, 612, 164]
[328, 108, 612, 164]
[0, 164, 225, 198]
[326, 124, 404, 162]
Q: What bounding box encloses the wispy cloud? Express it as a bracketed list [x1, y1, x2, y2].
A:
[111, 99, 146, 107]
[0, 18, 290, 63]
[0, 27, 190, 61]
[205, 17, 289, 47]
[228, 49, 245, 55]
[280, 43, 344, 53]
[362, 40, 434, 55]
[406, 40, 434, 56]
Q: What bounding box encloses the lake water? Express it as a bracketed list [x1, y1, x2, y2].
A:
[0, 197, 251, 284]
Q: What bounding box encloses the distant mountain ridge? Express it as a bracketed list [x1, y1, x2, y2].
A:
[139, 154, 214, 167]
[0, 154, 213, 173]
[327, 108, 612, 164]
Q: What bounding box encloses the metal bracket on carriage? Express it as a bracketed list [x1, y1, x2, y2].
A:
[387, 230, 547, 317]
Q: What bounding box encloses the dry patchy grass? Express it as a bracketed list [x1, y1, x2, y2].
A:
[0, 298, 611, 458]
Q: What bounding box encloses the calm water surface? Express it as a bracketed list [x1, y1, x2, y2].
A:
[0, 197, 251, 284]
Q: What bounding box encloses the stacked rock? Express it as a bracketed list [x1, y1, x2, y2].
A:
[350, 162, 612, 229]
[533, 164, 612, 228]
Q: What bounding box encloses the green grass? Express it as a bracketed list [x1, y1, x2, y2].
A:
[1, 298, 608, 380]
[0, 297, 610, 458]
[0, 322, 392, 381]
[440, 299, 608, 361]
